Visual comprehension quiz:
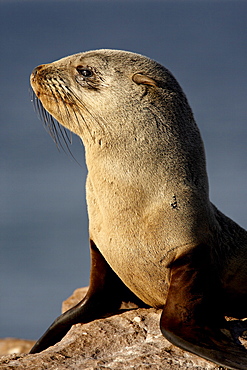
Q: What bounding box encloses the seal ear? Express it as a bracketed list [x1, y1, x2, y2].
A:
[132, 73, 158, 87]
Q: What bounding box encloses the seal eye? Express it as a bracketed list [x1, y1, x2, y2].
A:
[76, 67, 93, 78]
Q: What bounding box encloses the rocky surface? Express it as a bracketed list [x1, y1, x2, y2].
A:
[0, 287, 246, 369]
[0, 338, 35, 356]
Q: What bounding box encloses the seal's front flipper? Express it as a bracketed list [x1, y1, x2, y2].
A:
[30, 240, 145, 354]
[160, 243, 247, 370]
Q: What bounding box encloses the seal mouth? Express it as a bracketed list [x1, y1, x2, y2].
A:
[30, 88, 80, 161]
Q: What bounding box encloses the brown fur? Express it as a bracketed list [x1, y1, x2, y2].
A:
[30, 50, 247, 369]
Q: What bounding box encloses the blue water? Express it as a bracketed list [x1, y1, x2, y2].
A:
[1, 1, 247, 340]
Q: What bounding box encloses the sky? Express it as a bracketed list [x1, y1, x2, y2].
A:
[1, 0, 247, 340]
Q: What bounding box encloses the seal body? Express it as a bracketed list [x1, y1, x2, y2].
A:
[30, 50, 247, 369]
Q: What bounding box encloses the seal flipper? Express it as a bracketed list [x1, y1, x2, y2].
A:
[160, 243, 247, 370]
[30, 240, 145, 354]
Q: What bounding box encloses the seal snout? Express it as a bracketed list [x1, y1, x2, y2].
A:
[30, 64, 48, 87]
[30, 65, 48, 97]
[31, 64, 46, 77]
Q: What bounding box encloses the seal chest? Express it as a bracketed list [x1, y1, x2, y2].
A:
[30, 49, 247, 370]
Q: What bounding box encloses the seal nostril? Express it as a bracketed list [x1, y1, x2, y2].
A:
[32, 64, 45, 77]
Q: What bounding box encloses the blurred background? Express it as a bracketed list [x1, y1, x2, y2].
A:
[1, 0, 247, 340]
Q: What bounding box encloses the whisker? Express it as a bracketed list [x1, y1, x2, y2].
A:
[30, 86, 81, 166]
[64, 86, 96, 140]
[48, 84, 71, 147]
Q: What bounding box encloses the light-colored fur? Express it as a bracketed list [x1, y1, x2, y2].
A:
[31, 49, 247, 313]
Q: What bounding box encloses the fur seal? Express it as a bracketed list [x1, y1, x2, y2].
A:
[29, 49, 247, 369]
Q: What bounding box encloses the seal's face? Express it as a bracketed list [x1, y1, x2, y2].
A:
[30, 53, 111, 141]
[30, 49, 184, 148]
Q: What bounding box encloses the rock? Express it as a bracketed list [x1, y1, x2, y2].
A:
[0, 287, 246, 369]
[0, 338, 35, 356]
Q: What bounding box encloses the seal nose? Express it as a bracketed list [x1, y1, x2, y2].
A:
[30, 64, 48, 87]
[31, 64, 46, 77]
